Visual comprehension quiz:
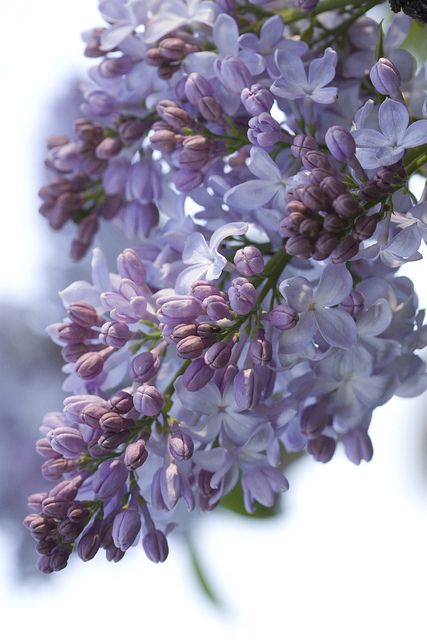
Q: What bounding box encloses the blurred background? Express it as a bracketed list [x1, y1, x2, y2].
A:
[1, 2, 427, 638]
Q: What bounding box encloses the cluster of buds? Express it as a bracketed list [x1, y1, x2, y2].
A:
[145, 30, 198, 79]
[280, 132, 380, 262]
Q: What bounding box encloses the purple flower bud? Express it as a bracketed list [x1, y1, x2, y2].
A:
[301, 185, 326, 211]
[47, 427, 85, 459]
[178, 146, 209, 170]
[41, 458, 75, 481]
[142, 529, 169, 563]
[112, 509, 141, 551]
[339, 290, 365, 318]
[109, 390, 134, 414]
[58, 519, 85, 543]
[343, 429, 373, 465]
[61, 343, 90, 363]
[150, 128, 177, 152]
[215, 56, 251, 92]
[98, 430, 130, 451]
[325, 126, 356, 162]
[320, 176, 346, 200]
[83, 90, 116, 117]
[158, 295, 203, 323]
[133, 384, 163, 416]
[241, 84, 274, 116]
[228, 277, 257, 315]
[119, 119, 149, 144]
[75, 351, 105, 380]
[96, 137, 123, 160]
[27, 492, 48, 513]
[312, 232, 341, 260]
[307, 435, 336, 462]
[182, 357, 215, 391]
[302, 150, 332, 171]
[77, 519, 102, 561]
[333, 193, 361, 218]
[27, 515, 56, 540]
[131, 351, 161, 382]
[352, 214, 378, 240]
[265, 304, 299, 330]
[168, 428, 194, 461]
[234, 246, 264, 276]
[42, 496, 70, 519]
[322, 213, 347, 233]
[99, 411, 132, 433]
[198, 96, 223, 122]
[285, 236, 313, 258]
[124, 439, 148, 470]
[67, 302, 98, 328]
[36, 437, 61, 459]
[57, 322, 92, 344]
[117, 248, 147, 285]
[93, 459, 128, 501]
[191, 281, 222, 300]
[49, 545, 71, 572]
[67, 502, 91, 523]
[185, 73, 213, 104]
[158, 37, 188, 60]
[204, 341, 233, 369]
[171, 323, 198, 342]
[248, 113, 282, 147]
[234, 368, 261, 410]
[331, 236, 360, 263]
[301, 403, 330, 439]
[370, 57, 401, 96]
[100, 321, 131, 348]
[157, 100, 190, 130]
[203, 294, 231, 320]
[250, 334, 272, 365]
[291, 134, 317, 158]
[176, 335, 205, 359]
[99, 55, 133, 77]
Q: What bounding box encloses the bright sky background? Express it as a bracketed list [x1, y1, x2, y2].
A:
[1, 2, 427, 639]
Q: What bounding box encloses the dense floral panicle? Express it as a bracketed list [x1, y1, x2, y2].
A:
[27, 0, 427, 573]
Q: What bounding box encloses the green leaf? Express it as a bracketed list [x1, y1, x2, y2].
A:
[186, 536, 223, 607]
[375, 19, 384, 61]
[219, 482, 281, 519]
[401, 21, 427, 66]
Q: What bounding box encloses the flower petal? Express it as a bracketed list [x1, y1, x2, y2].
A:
[401, 119, 427, 148]
[378, 98, 408, 144]
[315, 308, 357, 349]
[225, 180, 278, 210]
[213, 13, 238, 57]
[182, 232, 212, 265]
[210, 221, 248, 252]
[314, 263, 353, 307]
[308, 47, 337, 89]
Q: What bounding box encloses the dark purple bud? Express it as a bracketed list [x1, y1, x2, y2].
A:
[198, 96, 223, 122]
[241, 84, 274, 116]
[331, 236, 360, 263]
[173, 168, 203, 192]
[47, 426, 85, 459]
[77, 519, 102, 561]
[133, 384, 163, 416]
[234, 245, 264, 276]
[171, 323, 198, 342]
[96, 137, 123, 160]
[67, 502, 91, 524]
[57, 323, 92, 344]
[42, 496, 71, 519]
[343, 429, 373, 465]
[325, 126, 356, 162]
[49, 477, 82, 500]
[49, 545, 71, 571]
[61, 343, 90, 363]
[145, 47, 165, 66]
[36, 538, 57, 556]
[301, 403, 330, 439]
[131, 351, 161, 382]
[41, 458, 75, 481]
[370, 57, 401, 96]
[285, 235, 313, 258]
[150, 128, 177, 152]
[307, 435, 336, 462]
[204, 341, 233, 369]
[250, 334, 273, 365]
[360, 181, 387, 201]
[228, 277, 257, 315]
[312, 232, 341, 260]
[339, 289, 365, 318]
[36, 437, 61, 459]
[98, 430, 131, 450]
[291, 134, 317, 158]
[28, 515, 56, 540]
[234, 368, 261, 410]
[75, 351, 105, 380]
[124, 439, 148, 470]
[58, 519, 85, 543]
[117, 248, 147, 285]
[112, 509, 141, 551]
[301, 185, 326, 211]
[182, 357, 215, 391]
[299, 218, 322, 238]
[142, 529, 169, 563]
[352, 214, 378, 240]
[320, 176, 346, 200]
[83, 90, 116, 118]
[99, 411, 132, 433]
[100, 321, 131, 348]
[265, 304, 299, 330]
[168, 428, 194, 461]
[37, 555, 53, 574]
[302, 150, 332, 171]
[248, 113, 282, 147]
[67, 302, 99, 328]
[93, 459, 128, 501]
[322, 213, 347, 233]
[333, 193, 361, 218]
[118, 118, 148, 144]
[178, 146, 209, 170]
[203, 294, 231, 320]
[184, 73, 213, 104]
[158, 37, 188, 60]
[157, 100, 190, 130]
[99, 54, 133, 77]
[176, 335, 205, 359]
[109, 390, 134, 414]
[158, 295, 203, 323]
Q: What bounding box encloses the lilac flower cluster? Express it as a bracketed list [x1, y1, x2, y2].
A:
[28, 0, 427, 572]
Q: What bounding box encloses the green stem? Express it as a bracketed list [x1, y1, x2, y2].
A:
[280, 0, 383, 23]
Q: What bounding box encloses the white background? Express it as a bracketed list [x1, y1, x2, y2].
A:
[1, 2, 427, 639]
